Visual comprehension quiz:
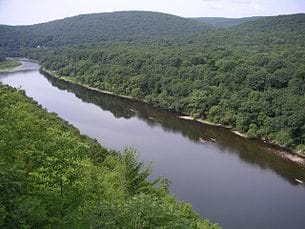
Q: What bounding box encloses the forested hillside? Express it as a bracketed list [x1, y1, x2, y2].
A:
[0, 11, 208, 53]
[191, 16, 262, 27]
[22, 13, 305, 153]
[0, 84, 220, 228]
[191, 14, 305, 46]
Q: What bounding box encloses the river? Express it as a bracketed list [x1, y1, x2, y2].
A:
[1, 61, 305, 229]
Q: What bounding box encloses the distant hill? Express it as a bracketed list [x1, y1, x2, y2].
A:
[191, 16, 262, 27]
[231, 13, 305, 45]
[1, 11, 305, 55]
[0, 11, 209, 50]
[191, 13, 305, 46]
[233, 13, 305, 33]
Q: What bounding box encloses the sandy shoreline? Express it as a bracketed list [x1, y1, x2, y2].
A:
[179, 115, 250, 138]
[178, 116, 305, 166]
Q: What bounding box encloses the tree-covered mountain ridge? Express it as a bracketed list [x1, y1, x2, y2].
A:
[190, 16, 263, 27]
[1, 11, 305, 56]
[190, 13, 305, 47]
[0, 11, 209, 49]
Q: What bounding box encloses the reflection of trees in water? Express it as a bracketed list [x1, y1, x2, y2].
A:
[43, 71, 305, 184]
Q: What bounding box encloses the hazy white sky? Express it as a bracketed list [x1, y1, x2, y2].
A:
[0, 0, 305, 25]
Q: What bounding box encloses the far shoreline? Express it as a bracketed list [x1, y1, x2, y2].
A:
[40, 66, 305, 167]
[0, 59, 23, 73]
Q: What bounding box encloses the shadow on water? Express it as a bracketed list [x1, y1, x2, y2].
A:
[43, 71, 305, 185]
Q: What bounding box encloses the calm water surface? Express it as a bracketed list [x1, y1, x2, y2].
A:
[1, 62, 305, 229]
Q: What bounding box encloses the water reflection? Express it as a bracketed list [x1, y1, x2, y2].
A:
[43, 71, 305, 185]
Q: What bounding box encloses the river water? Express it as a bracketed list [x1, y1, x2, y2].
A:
[1, 62, 305, 229]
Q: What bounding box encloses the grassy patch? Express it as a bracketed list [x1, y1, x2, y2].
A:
[0, 60, 21, 72]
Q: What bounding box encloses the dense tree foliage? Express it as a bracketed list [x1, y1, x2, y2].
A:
[191, 16, 262, 27]
[0, 84, 219, 228]
[23, 13, 305, 152]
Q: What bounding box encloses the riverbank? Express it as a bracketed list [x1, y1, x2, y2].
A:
[178, 115, 305, 165]
[0, 83, 220, 228]
[42, 68, 145, 102]
[0, 59, 22, 72]
[41, 67, 305, 167]
[0, 58, 40, 73]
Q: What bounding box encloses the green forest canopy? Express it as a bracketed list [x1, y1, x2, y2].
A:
[190, 16, 262, 28]
[0, 84, 220, 228]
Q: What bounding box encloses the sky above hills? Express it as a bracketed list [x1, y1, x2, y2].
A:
[0, 0, 305, 25]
